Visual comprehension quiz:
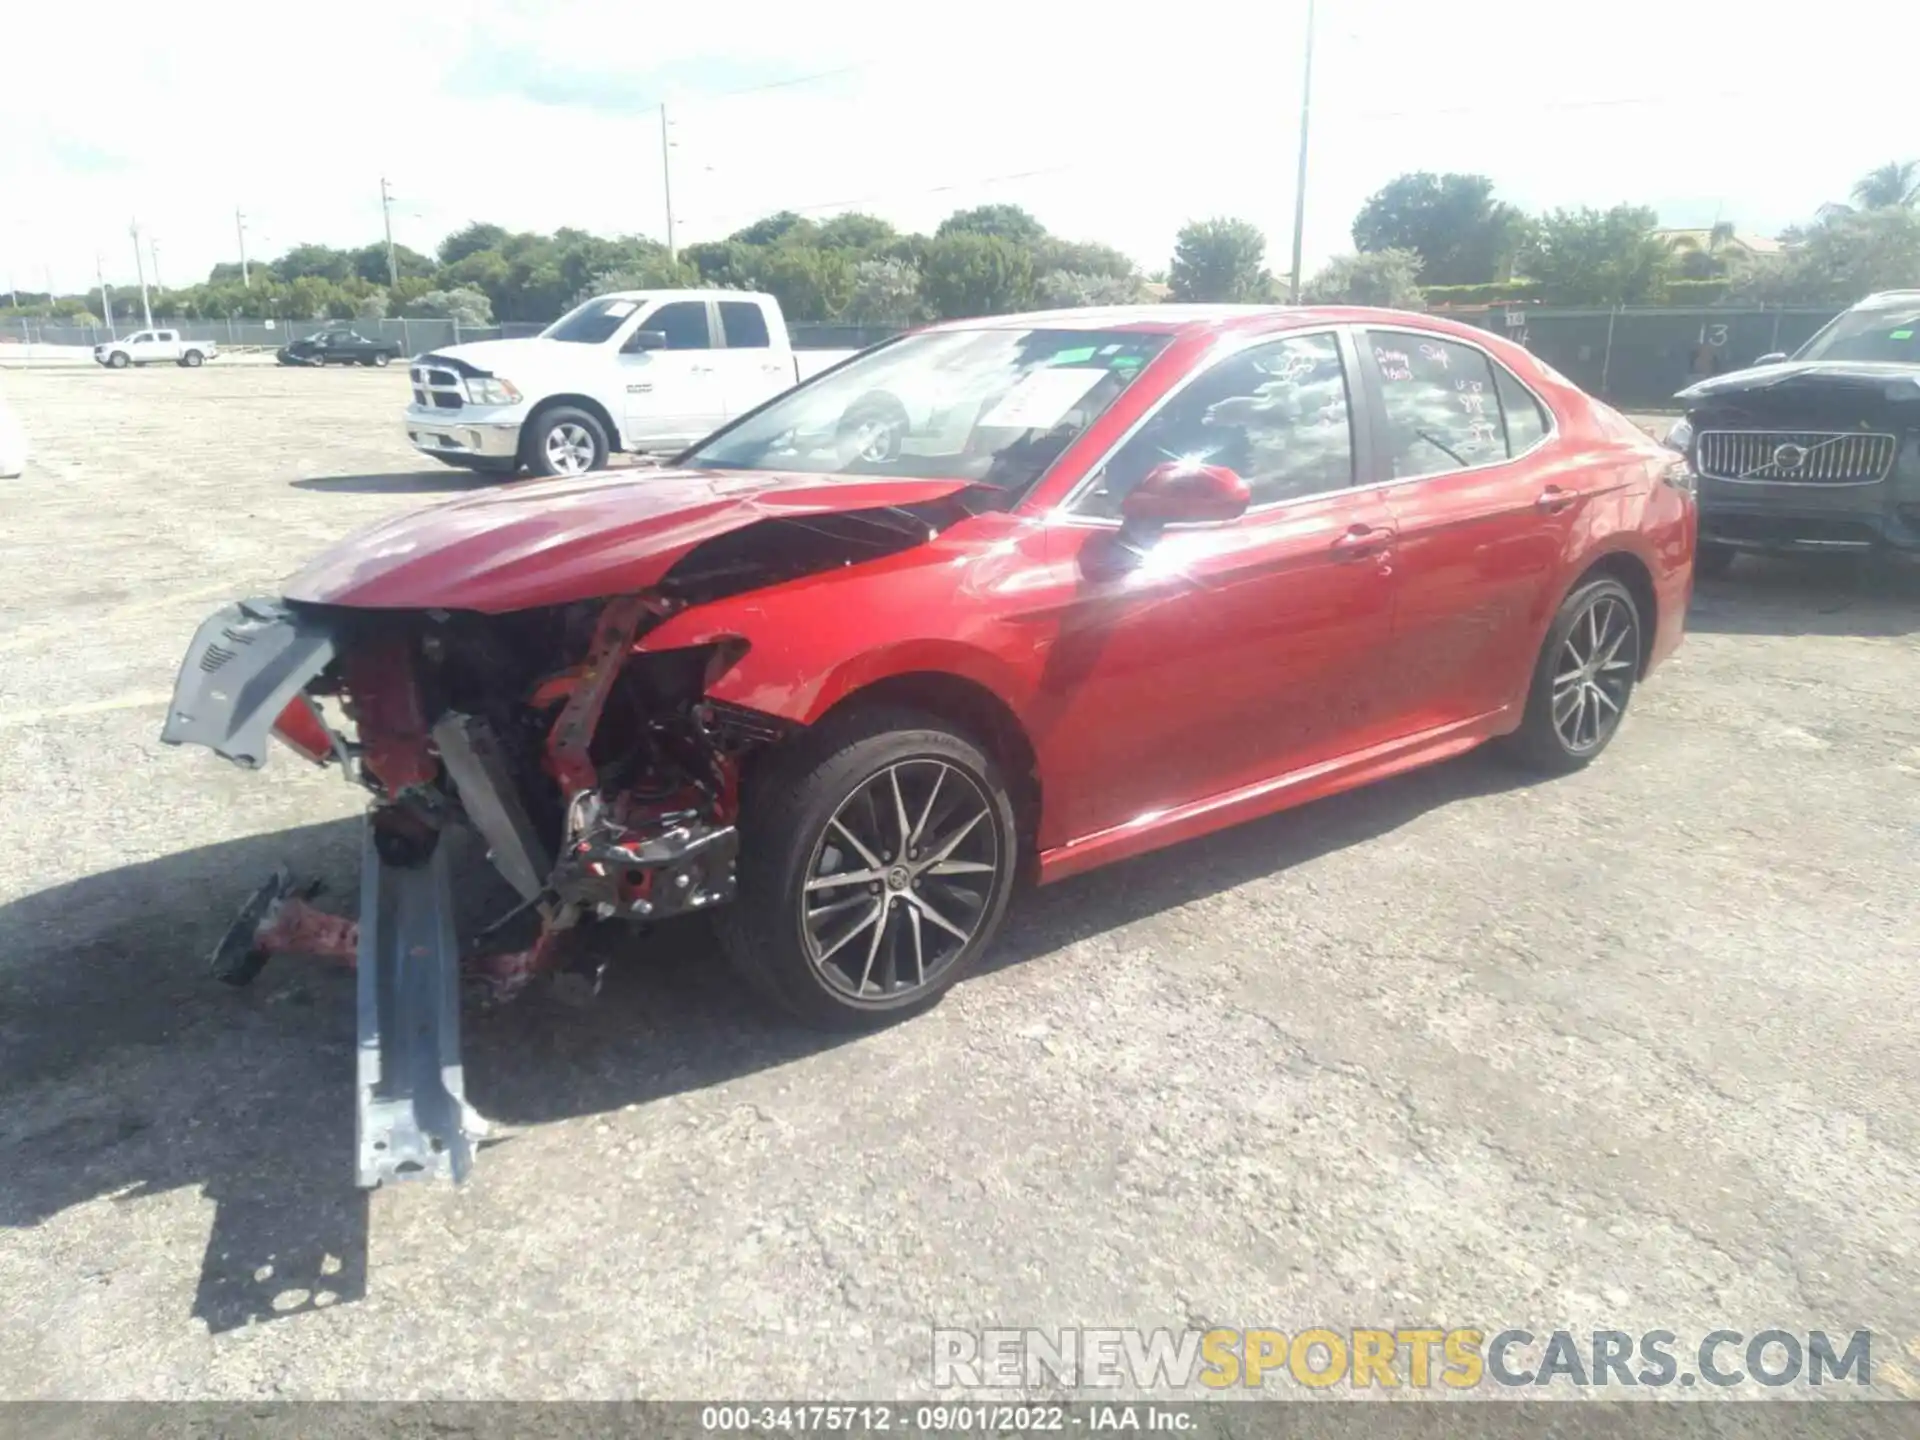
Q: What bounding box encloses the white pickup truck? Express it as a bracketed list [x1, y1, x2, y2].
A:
[403, 289, 857, 477]
[93, 329, 219, 369]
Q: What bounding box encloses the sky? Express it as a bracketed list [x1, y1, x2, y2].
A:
[5, 0, 1916, 298]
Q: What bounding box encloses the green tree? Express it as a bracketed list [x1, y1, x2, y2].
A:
[438, 222, 509, 267]
[1521, 205, 1672, 305]
[936, 204, 1046, 245]
[815, 212, 898, 251]
[1034, 269, 1146, 307]
[409, 287, 494, 325]
[684, 239, 760, 289]
[1739, 207, 1920, 305]
[350, 241, 433, 285]
[730, 211, 815, 247]
[1850, 160, 1920, 210]
[753, 244, 855, 321]
[1302, 249, 1424, 308]
[573, 256, 701, 304]
[844, 257, 923, 323]
[1035, 238, 1138, 279]
[277, 244, 355, 284]
[1168, 218, 1271, 302]
[1352, 173, 1524, 285]
[920, 233, 1036, 318]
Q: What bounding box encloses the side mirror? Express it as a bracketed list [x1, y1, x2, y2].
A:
[623, 329, 668, 353]
[1754, 351, 1788, 366]
[1119, 462, 1251, 534]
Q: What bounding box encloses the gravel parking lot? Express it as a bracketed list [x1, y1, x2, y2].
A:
[1, 364, 1916, 1401]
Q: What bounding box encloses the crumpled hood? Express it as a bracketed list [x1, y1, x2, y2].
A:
[419, 337, 573, 376]
[1679, 359, 1920, 402]
[281, 468, 974, 613]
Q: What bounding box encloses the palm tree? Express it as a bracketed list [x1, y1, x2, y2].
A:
[1849, 160, 1920, 210]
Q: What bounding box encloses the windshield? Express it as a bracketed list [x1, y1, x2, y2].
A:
[541, 295, 645, 345]
[685, 327, 1171, 491]
[1795, 305, 1920, 364]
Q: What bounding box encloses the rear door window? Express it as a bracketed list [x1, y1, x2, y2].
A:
[719, 300, 771, 349]
[1493, 363, 1549, 455]
[1364, 331, 1507, 478]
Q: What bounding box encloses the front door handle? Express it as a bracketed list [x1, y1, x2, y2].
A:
[1331, 523, 1394, 560]
[1536, 485, 1581, 513]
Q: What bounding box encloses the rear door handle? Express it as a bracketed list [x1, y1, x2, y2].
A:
[1536, 485, 1581, 513]
[1331, 523, 1394, 560]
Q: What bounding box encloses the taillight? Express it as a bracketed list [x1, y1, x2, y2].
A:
[271, 694, 338, 765]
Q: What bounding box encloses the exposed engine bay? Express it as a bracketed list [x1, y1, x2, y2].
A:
[160, 494, 978, 1186]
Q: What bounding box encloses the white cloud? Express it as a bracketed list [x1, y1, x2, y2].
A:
[3, 0, 1914, 296]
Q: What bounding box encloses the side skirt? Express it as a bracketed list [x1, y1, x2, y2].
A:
[1035, 710, 1510, 885]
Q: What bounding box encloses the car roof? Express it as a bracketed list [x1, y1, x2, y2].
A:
[917, 303, 1512, 345]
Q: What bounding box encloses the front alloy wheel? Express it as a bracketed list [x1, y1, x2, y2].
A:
[717, 707, 1018, 1028]
[802, 759, 1000, 1001]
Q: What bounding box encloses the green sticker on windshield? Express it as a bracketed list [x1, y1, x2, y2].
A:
[1048, 346, 1098, 365]
[1891, 329, 1914, 340]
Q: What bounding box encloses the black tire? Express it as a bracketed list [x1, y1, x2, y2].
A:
[1502, 575, 1642, 775]
[522, 405, 609, 477]
[715, 706, 1019, 1030]
[181, 349, 204, 368]
[107, 352, 129, 369]
[373, 351, 392, 367]
[1695, 541, 1737, 579]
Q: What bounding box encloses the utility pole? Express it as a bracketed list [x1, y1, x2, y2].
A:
[97, 253, 115, 338]
[130, 219, 153, 328]
[660, 103, 676, 261]
[236, 208, 251, 286]
[1287, 0, 1317, 304]
[149, 235, 163, 291]
[380, 176, 399, 287]
[46, 265, 56, 306]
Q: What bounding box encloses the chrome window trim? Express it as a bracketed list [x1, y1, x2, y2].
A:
[1050, 323, 1560, 530]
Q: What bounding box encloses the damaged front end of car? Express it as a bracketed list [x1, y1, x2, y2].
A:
[160, 469, 983, 1187]
[164, 590, 774, 1185]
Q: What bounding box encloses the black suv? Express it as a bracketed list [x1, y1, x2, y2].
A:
[1669, 290, 1920, 575]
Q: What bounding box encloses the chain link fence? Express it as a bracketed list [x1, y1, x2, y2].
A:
[1444, 305, 1839, 410]
[2, 306, 1840, 401]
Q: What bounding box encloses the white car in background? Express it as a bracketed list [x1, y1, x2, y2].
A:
[0, 389, 27, 477]
[93, 329, 219, 369]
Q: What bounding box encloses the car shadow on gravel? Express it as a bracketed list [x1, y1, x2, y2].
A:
[1688, 552, 1920, 638]
[0, 749, 1533, 1332]
[290, 470, 502, 495]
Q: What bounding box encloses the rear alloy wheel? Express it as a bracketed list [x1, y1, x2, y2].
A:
[181, 350, 204, 367]
[525, 407, 608, 477]
[1504, 576, 1641, 774]
[373, 351, 392, 367]
[717, 708, 1017, 1028]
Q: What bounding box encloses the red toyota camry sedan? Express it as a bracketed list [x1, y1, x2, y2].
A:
[163, 304, 1694, 1185]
